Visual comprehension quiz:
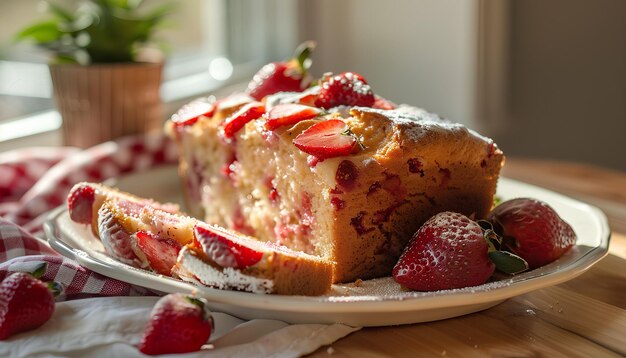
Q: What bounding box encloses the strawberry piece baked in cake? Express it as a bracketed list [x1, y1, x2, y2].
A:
[166, 56, 505, 283]
[67, 183, 333, 295]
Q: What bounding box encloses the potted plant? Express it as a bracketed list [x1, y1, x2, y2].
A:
[16, 0, 173, 148]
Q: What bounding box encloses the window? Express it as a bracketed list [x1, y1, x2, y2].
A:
[0, 0, 299, 143]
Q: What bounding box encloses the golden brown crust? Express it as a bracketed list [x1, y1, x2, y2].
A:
[324, 108, 504, 281]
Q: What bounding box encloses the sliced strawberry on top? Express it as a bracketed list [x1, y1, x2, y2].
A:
[315, 72, 376, 109]
[193, 225, 263, 269]
[221, 101, 265, 139]
[67, 184, 96, 224]
[293, 119, 358, 160]
[171, 100, 217, 128]
[265, 103, 322, 130]
[135, 231, 182, 276]
[246, 41, 316, 100]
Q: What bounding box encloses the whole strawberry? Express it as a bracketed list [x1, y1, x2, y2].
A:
[393, 212, 497, 291]
[314, 72, 375, 109]
[0, 268, 58, 340]
[246, 41, 316, 100]
[488, 198, 576, 269]
[139, 293, 214, 355]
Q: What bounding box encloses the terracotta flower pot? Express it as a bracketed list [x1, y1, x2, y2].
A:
[50, 62, 163, 148]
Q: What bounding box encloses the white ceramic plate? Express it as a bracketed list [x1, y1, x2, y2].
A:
[44, 166, 610, 327]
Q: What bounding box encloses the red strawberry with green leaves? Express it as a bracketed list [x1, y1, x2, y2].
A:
[135, 231, 182, 276]
[0, 263, 61, 340]
[193, 225, 263, 269]
[246, 41, 316, 100]
[293, 119, 362, 160]
[221, 101, 265, 139]
[138, 293, 214, 355]
[488, 198, 577, 269]
[171, 99, 218, 128]
[315, 72, 375, 109]
[265, 103, 322, 130]
[393, 212, 527, 291]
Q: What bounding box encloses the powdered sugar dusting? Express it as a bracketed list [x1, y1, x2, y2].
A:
[351, 105, 473, 142]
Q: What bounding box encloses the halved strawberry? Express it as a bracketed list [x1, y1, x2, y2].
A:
[293, 119, 358, 159]
[221, 101, 265, 139]
[193, 225, 263, 269]
[135, 231, 182, 276]
[265, 104, 322, 130]
[98, 203, 141, 265]
[246, 41, 316, 100]
[67, 184, 96, 224]
[171, 100, 217, 128]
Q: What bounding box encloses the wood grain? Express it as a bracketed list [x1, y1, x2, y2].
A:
[307, 158, 626, 357]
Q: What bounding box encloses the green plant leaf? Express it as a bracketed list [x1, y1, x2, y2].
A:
[52, 54, 80, 64]
[15, 21, 62, 44]
[15, 0, 173, 63]
[46, 2, 75, 22]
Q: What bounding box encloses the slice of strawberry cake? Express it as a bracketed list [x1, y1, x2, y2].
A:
[67, 182, 333, 296]
[166, 55, 505, 283]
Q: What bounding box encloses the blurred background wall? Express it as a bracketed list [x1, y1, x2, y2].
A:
[298, 0, 626, 171]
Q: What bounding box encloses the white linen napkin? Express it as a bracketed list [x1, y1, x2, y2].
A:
[1, 296, 360, 358]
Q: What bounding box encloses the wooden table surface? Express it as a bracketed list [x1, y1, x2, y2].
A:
[309, 158, 626, 357]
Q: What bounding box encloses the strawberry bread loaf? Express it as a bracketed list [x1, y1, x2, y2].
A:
[167, 85, 504, 283]
[165, 44, 503, 283]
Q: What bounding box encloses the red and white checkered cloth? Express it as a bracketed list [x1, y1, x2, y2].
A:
[0, 134, 179, 300]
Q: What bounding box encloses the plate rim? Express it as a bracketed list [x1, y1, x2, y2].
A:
[44, 177, 611, 317]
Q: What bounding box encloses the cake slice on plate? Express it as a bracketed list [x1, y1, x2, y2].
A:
[67, 182, 334, 296]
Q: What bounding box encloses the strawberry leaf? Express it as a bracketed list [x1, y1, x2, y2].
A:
[185, 296, 203, 306]
[31, 262, 48, 279]
[490, 251, 529, 275]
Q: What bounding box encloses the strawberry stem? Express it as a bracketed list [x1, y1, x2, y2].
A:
[47, 281, 64, 297]
[294, 41, 316, 72]
[341, 127, 366, 151]
[185, 296, 213, 322]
